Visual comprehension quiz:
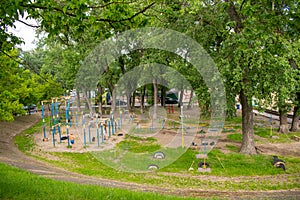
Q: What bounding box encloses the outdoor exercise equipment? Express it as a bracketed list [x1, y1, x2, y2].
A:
[65, 98, 71, 147]
[198, 161, 210, 168]
[195, 139, 212, 173]
[119, 112, 122, 127]
[107, 120, 111, 138]
[58, 123, 62, 143]
[88, 122, 91, 143]
[180, 105, 185, 149]
[52, 124, 56, 147]
[83, 124, 87, 147]
[96, 123, 100, 147]
[111, 114, 115, 135]
[41, 96, 71, 147]
[41, 102, 46, 139]
[153, 151, 166, 159]
[270, 114, 273, 137]
[148, 164, 159, 170]
[100, 123, 104, 143]
[272, 156, 286, 171]
[61, 136, 68, 140]
[161, 119, 166, 129]
[188, 160, 195, 171]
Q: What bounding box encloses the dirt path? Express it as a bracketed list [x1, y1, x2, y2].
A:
[0, 114, 299, 199]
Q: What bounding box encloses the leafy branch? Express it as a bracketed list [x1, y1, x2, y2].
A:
[0, 49, 61, 87]
[22, 2, 156, 23]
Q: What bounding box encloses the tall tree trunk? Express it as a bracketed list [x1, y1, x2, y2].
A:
[225, 0, 255, 155]
[161, 86, 166, 107]
[118, 56, 131, 112]
[83, 92, 93, 116]
[97, 84, 102, 117]
[153, 78, 158, 119]
[108, 84, 115, 113]
[290, 93, 300, 132]
[290, 105, 299, 132]
[85, 90, 89, 109]
[76, 91, 81, 112]
[111, 88, 116, 113]
[140, 86, 145, 114]
[126, 90, 131, 112]
[178, 89, 184, 107]
[131, 91, 136, 110]
[278, 108, 289, 133]
[187, 89, 194, 109]
[239, 89, 256, 155]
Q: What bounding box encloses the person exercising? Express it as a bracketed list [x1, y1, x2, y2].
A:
[69, 133, 75, 149]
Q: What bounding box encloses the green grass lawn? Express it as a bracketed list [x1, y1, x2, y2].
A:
[0, 162, 199, 200]
[254, 126, 300, 143]
[14, 120, 43, 152]
[161, 148, 300, 176]
[116, 134, 161, 153]
[226, 133, 242, 142]
[225, 116, 242, 124]
[27, 148, 300, 191]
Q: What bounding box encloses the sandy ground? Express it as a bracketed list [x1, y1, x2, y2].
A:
[34, 110, 300, 158]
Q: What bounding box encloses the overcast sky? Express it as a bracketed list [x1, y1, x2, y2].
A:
[9, 16, 38, 51]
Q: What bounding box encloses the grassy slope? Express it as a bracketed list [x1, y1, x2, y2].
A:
[13, 116, 300, 192]
[0, 162, 199, 200]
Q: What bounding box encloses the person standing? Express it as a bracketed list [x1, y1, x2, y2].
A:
[69, 133, 75, 149]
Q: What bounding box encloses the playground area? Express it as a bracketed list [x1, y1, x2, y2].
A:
[1, 110, 300, 199]
[34, 95, 225, 172]
[31, 96, 300, 174]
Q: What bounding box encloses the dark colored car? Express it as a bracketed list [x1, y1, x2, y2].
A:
[165, 97, 178, 104]
[23, 104, 37, 114]
[116, 99, 127, 106]
[108, 99, 127, 106]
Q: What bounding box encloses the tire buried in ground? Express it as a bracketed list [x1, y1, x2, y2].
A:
[153, 151, 165, 159]
[148, 164, 159, 170]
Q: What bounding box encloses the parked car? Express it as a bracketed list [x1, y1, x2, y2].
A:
[165, 97, 178, 104]
[116, 99, 127, 106]
[106, 99, 127, 106]
[159, 91, 178, 105]
[23, 104, 37, 114]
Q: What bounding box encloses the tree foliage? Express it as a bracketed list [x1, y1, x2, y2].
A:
[1, 0, 299, 151]
[0, 50, 62, 121]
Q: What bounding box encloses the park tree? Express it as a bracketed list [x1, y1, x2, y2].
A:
[264, 1, 300, 133]
[145, 1, 227, 115]
[2, 0, 299, 141]
[219, 0, 300, 153]
[0, 49, 62, 121]
[1, 0, 157, 118]
[170, 0, 300, 154]
[289, 41, 300, 132]
[20, 49, 65, 102]
[0, 50, 25, 121]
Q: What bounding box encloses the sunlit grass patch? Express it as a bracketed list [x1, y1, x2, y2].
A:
[116, 134, 161, 153]
[225, 144, 239, 152]
[227, 133, 242, 142]
[14, 120, 43, 152]
[0, 162, 198, 200]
